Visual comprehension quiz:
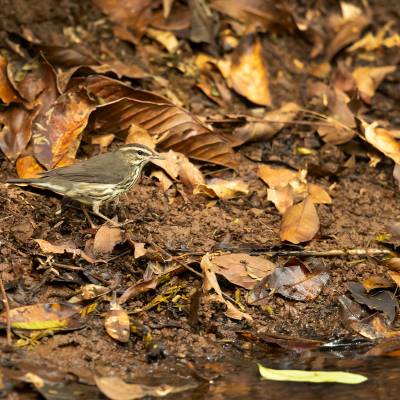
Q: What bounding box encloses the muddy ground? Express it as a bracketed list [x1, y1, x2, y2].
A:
[0, 0, 400, 398]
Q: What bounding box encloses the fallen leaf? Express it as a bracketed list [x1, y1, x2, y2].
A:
[0, 303, 84, 331]
[104, 302, 130, 343]
[189, 0, 216, 46]
[388, 271, 400, 287]
[269, 258, 329, 301]
[362, 276, 394, 292]
[201, 253, 252, 321]
[15, 155, 45, 179]
[0, 55, 20, 104]
[347, 281, 398, 322]
[93, 225, 124, 255]
[146, 28, 179, 53]
[307, 184, 332, 204]
[118, 278, 158, 305]
[224, 34, 271, 106]
[280, 197, 320, 244]
[232, 103, 300, 145]
[151, 170, 174, 191]
[363, 122, 400, 164]
[0, 106, 36, 160]
[34, 239, 96, 263]
[257, 165, 297, 189]
[258, 364, 367, 384]
[194, 178, 249, 200]
[88, 133, 115, 150]
[94, 375, 196, 400]
[82, 75, 236, 168]
[208, 253, 275, 289]
[125, 124, 156, 149]
[353, 66, 396, 102]
[267, 185, 294, 214]
[32, 89, 96, 169]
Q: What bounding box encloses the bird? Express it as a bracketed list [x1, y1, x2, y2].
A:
[7, 143, 161, 227]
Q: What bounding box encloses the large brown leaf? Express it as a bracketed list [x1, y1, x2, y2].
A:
[32, 89, 96, 169]
[82, 75, 236, 167]
[0, 106, 35, 160]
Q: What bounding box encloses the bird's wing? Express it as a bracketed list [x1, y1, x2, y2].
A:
[40, 152, 128, 184]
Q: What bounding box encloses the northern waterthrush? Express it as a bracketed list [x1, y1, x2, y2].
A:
[7, 143, 161, 225]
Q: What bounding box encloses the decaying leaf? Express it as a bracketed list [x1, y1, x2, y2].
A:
[93, 224, 124, 255]
[194, 178, 249, 200]
[362, 276, 393, 292]
[104, 301, 130, 343]
[0, 303, 84, 331]
[353, 66, 396, 102]
[82, 75, 236, 168]
[201, 253, 252, 321]
[0, 55, 20, 104]
[94, 375, 196, 400]
[280, 197, 320, 244]
[222, 34, 271, 106]
[32, 89, 96, 169]
[232, 102, 300, 145]
[118, 278, 158, 305]
[207, 253, 275, 289]
[34, 239, 96, 263]
[15, 155, 45, 178]
[0, 106, 35, 160]
[269, 258, 329, 301]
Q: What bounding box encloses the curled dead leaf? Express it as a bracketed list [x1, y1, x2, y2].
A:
[93, 224, 124, 255]
[194, 178, 249, 200]
[16, 155, 45, 179]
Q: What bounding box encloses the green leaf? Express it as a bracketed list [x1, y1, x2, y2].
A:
[258, 364, 367, 384]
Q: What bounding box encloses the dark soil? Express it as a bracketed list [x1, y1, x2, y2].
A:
[0, 0, 400, 398]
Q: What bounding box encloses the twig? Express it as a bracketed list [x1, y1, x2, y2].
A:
[0, 277, 12, 346]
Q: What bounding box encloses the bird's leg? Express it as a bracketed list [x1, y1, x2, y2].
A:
[81, 205, 97, 229]
[92, 202, 120, 227]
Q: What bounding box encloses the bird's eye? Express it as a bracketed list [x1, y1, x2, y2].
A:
[137, 150, 144, 156]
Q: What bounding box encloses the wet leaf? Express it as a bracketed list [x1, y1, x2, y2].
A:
[0, 55, 20, 104]
[201, 253, 252, 321]
[194, 178, 249, 200]
[34, 239, 96, 263]
[258, 364, 367, 384]
[15, 155, 45, 178]
[208, 253, 275, 289]
[118, 278, 158, 305]
[93, 224, 124, 255]
[269, 259, 329, 301]
[232, 103, 300, 145]
[223, 34, 271, 106]
[0, 303, 84, 331]
[94, 375, 196, 400]
[0, 106, 35, 160]
[347, 281, 398, 323]
[32, 89, 96, 169]
[105, 302, 130, 343]
[83, 75, 236, 168]
[280, 197, 320, 244]
[353, 66, 396, 102]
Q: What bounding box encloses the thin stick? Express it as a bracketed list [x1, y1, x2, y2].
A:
[0, 277, 12, 346]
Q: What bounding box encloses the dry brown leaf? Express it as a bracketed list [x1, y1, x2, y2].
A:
[194, 178, 249, 200]
[93, 225, 124, 255]
[104, 302, 130, 343]
[16, 155, 45, 179]
[267, 185, 294, 214]
[362, 276, 394, 292]
[257, 165, 297, 189]
[151, 170, 174, 191]
[0, 106, 35, 160]
[225, 34, 271, 106]
[34, 239, 96, 263]
[209, 253, 275, 289]
[308, 183, 332, 204]
[363, 122, 400, 164]
[232, 102, 300, 145]
[32, 89, 95, 169]
[280, 197, 320, 244]
[82, 75, 236, 168]
[201, 253, 252, 321]
[118, 278, 158, 305]
[88, 133, 115, 150]
[388, 271, 400, 287]
[0, 55, 19, 104]
[353, 66, 396, 101]
[146, 27, 179, 53]
[125, 124, 156, 149]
